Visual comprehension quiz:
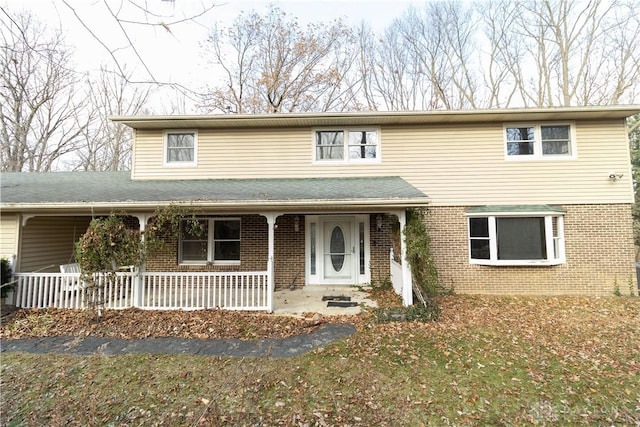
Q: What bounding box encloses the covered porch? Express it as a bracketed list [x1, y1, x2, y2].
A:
[2, 173, 429, 312]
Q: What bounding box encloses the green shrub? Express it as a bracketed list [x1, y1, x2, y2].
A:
[369, 276, 393, 291]
[373, 299, 441, 323]
[1, 258, 13, 298]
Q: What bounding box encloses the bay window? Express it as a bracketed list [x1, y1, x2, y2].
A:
[467, 207, 565, 266]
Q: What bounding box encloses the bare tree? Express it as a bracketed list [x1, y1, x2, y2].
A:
[478, 0, 640, 107]
[362, 0, 639, 111]
[477, 0, 524, 108]
[201, 5, 361, 113]
[360, 1, 479, 111]
[359, 22, 424, 111]
[0, 8, 89, 172]
[61, 0, 216, 100]
[75, 67, 151, 171]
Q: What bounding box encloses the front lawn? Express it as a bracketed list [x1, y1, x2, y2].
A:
[1, 295, 639, 425]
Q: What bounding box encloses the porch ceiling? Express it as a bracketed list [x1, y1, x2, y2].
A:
[0, 172, 429, 213]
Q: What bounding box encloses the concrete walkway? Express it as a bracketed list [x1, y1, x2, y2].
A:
[0, 323, 356, 358]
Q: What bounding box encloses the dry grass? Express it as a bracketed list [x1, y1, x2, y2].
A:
[1, 295, 639, 426]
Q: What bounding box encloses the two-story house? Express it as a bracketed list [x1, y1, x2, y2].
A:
[1, 106, 638, 311]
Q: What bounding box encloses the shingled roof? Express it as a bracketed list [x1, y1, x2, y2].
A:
[0, 171, 429, 213]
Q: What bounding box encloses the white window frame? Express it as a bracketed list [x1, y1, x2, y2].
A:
[164, 130, 198, 167]
[179, 217, 241, 265]
[312, 128, 381, 164]
[504, 123, 576, 161]
[466, 211, 565, 266]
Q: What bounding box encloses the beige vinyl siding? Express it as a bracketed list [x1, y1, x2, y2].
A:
[131, 120, 633, 205]
[18, 216, 91, 272]
[0, 213, 20, 261]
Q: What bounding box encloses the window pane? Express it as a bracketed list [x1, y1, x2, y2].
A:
[181, 242, 208, 261]
[469, 217, 489, 237]
[497, 217, 546, 260]
[330, 226, 346, 271]
[168, 149, 192, 162]
[552, 217, 560, 260]
[541, 126, 569, 140]
[316, 131, 344, 160]
[214, 241, 240, 261]
[181, 219, 207, 239]
[167, 133, 194, 162]
[542, 141, 569, 155]
[214, 220, 240, 239]
[310, 223, 316, 275]
[470, 239, 490, 259]
[318, 146, 344, 160]
[506, 127, 535, 156]
[359, 222, 365, 275]
[348, 131, 377, 159]
[506, 127, 534, 141]
[213, 219, 240, 261]
[507, 141, 534, 155]
[180, 219, 208, 262]
[541, 125, 570, 155]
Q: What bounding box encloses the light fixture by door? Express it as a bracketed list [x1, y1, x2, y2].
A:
[376, 215, 383, 231]
[294, 216, 300, 232]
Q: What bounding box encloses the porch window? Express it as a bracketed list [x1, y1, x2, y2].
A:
[165, 131, 197, 165]
[315, 129, 379, 162]
[179, 218, 241, 264]
[180, 219, 208, 262]
[213, 220, 241, 261]
[505, 124, 574, 160]
[467, 207, 565, 266]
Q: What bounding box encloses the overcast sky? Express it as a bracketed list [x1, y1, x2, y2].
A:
[2, 0, 415, 111]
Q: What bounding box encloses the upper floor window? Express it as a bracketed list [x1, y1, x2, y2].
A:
[467, 206, 565, 266]
[315, 129, 379, 162]
[505, 124, 574, 160]
[179, 218, 241, 265]
[165, 131, 197, 166]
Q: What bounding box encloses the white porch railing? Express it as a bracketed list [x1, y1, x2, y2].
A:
[389, 248, 403, 296]
[141, 272, 269, 310]
[12, 271, 269, 311]
[14, 272, 134, 309]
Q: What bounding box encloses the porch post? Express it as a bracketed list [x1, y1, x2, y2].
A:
[133, 214, 147, 309]
[398, 210, 413, 306]
[264, 213, 277, 312]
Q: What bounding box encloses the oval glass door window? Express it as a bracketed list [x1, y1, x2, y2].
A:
[330, 226, 345, 271]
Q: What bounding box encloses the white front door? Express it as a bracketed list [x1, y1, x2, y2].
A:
[321, 218, 356, 284]
[306, 215, 371, 286]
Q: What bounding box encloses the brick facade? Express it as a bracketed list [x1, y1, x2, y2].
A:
[146, 214, 268, 273]
[370, 214, 395, 285]
[145, 213, 395, 290]
[142, 206, 635, 296]
[426, 204, 637, 296]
